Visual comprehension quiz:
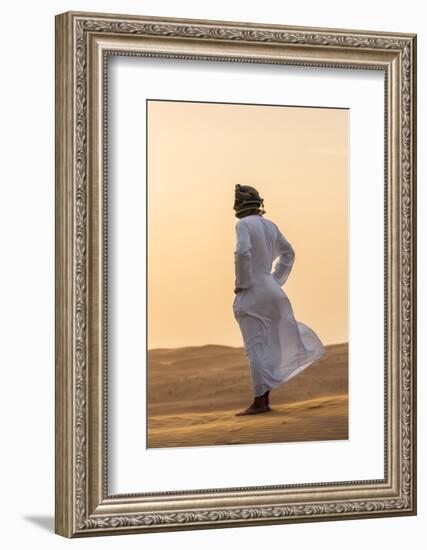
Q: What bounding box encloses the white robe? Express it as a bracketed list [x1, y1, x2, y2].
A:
[233, 214, 325, 396]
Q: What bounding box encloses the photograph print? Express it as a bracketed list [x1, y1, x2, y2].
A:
[147, 99, 348, 449]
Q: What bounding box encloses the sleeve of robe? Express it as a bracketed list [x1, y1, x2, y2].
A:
[234, 220, 254, 289]
[272, 228, 295, 287]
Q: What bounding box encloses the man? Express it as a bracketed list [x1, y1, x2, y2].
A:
[233, 184, 325, 416]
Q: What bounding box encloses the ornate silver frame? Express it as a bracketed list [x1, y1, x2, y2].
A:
[55, 11, 417, 537]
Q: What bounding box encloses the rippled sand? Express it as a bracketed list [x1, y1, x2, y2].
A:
[147, 343, 348, 448]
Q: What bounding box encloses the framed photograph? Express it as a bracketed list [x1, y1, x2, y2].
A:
[55, 11, 417, 537]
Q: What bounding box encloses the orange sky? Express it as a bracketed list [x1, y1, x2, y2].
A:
[147, 100, 348, 349]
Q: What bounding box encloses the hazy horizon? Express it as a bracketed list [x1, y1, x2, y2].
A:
[147, 340, 349, 352]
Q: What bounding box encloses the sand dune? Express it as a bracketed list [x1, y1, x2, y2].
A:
[147, 343, 348, 448]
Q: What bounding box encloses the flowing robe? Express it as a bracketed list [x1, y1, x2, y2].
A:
[232, 214, 325, 396]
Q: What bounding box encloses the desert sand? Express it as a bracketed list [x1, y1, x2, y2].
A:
[147, 342, 348, 448]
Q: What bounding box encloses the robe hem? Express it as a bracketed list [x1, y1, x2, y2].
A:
[253, 348, 325, 396]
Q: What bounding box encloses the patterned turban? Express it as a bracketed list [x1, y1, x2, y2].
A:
[233, 184, 266, 215]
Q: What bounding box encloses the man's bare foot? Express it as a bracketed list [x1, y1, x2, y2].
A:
[263, 390, 271, 410]
[235, 395, 270, 416]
